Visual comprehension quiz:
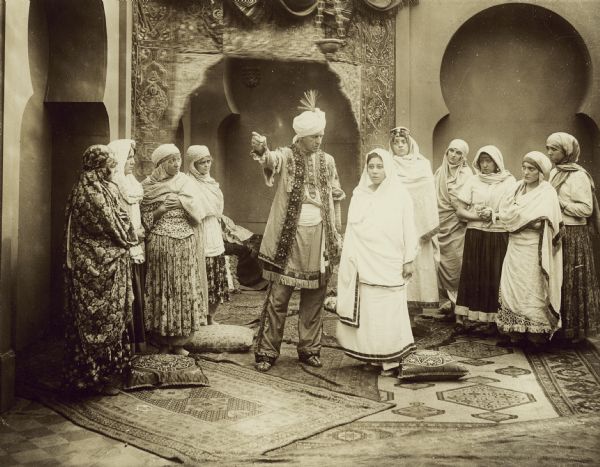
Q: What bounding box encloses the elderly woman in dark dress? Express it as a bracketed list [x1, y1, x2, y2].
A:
[63, 144, 136, 395]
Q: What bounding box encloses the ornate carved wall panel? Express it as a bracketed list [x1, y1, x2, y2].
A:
[132, 0, 395, 175]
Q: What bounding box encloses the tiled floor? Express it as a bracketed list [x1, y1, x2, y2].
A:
[0, 399, 173, 466]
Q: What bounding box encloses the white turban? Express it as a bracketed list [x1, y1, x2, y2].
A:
[292, 108, 326, 138]
[151, 144, 180, 166]
[523, 151, 552, 180]
[186, 145, 210, 159]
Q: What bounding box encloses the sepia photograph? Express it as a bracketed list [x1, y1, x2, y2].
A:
[0, 0, 599, 465]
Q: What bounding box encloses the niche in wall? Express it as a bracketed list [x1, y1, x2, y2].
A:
[434, 3, 593, 176]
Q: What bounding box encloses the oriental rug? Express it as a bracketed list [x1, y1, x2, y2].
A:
[18, 349, 392, 463]
[269, 338, 600, 454]
[195, 343, 384, 401]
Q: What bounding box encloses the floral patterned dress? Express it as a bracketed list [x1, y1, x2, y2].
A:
[141, 193, 204, 338]
[63, 145, 135, 393]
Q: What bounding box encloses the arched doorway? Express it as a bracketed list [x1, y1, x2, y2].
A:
[434, 3, 594, 177]
[178, 57, 359, 233]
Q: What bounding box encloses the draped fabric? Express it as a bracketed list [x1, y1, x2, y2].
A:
[142, 161, 207, 337]
[434, 140, 473, 301]
[390, 133, 439, 306]
[472, 145, 513, 185]
[547, 132, 600, 235]
[497, 180, 563, 336]
[187, 153, 225, 219]
[276, 0, 318, 16]
[390, 135, 439, 240]
[336, 148, 417, 361]
[63, 145, 135, 391]
[186, 150, 226, 313]
[109, 139, 145, 262]
[141, 171, 206, 225]
[361, 0, 405, 12]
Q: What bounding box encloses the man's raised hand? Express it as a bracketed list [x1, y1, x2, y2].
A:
[251, 132, 267, 159]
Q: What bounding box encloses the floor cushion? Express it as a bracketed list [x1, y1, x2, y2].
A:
[399, 349, 468, 382]
[125, 354, 209, 390]
[185, 324, 254, 353]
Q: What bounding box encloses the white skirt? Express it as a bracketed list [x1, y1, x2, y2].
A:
[497, 229, 554, 334]
[336, 283, 415, 362]
[407, 239, 439, 307]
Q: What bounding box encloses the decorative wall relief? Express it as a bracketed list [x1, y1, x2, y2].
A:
[132, 0, 223, 170]
[132, 0, 396, 176]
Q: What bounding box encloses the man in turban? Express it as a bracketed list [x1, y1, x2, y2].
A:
[250, 91, 345, 372]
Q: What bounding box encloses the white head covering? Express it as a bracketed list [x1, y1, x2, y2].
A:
[472, 145, 513, 184]
[186, 145, 211, 160]
[546, 132, 580, 164]
[107, 139, 143, 204]
[337, 147, 419, 325]
[523, 151, 552, 180]
[151, 143, 180, 166]
[293, 109, 326, 138]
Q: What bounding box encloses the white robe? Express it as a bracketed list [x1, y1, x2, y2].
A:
[336, 149, 419, 363]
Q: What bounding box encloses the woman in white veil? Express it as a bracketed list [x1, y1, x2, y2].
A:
[336, 148, 418, 375]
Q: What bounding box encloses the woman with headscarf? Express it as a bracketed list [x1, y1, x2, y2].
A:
[546, 132, 600, 343]
[108, 139, 147, 353]
[389, 127, 439, 310]
[185, 145, 228, 325]
[63, 144, 136, 395]
[434, 139, 473, 310]
[496, 152, 563, 347]
[454, 145, 516, 331]
[141, 144, 207, 356]
[337, 148, 418, 375]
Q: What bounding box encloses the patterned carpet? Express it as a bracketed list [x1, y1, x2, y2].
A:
[196, 343, 383, 401]
[271, 337, 600, 455]
[18, 356, 391, 463]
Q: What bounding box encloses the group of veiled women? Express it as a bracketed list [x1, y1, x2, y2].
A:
[336, 127, 599, 375]
[63, 142, 228, 395]
[64, 127, 599, 392]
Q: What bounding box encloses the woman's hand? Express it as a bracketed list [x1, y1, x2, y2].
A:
[477, 206, 493, 221]
[164, 195, 182, 211]
[403, 261, 414, 280]
[135, 228, 146, 240]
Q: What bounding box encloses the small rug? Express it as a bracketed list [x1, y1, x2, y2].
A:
[196, 343, 384, 401]
[18, 348, 391, 463]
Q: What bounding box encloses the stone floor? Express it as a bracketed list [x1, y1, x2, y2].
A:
[2, 291, 599, 466]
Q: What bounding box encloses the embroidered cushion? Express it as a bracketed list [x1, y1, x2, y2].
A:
[399, 349, 468, 382]
[184, 325, 254, 353]
[125, 354, 209, 390]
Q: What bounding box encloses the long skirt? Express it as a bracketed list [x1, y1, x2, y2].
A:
[556, 225, 600, 340]
[206, 254, 230, 305]
[145, 233, 204, 337]
[496, 229, 556, 336]
[437, 212, 466, 303]
[337, 283, 416, 363]
[407, 238, 439, 308]
[456, 229, 508, 323]
[128, 262, 146, 350]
